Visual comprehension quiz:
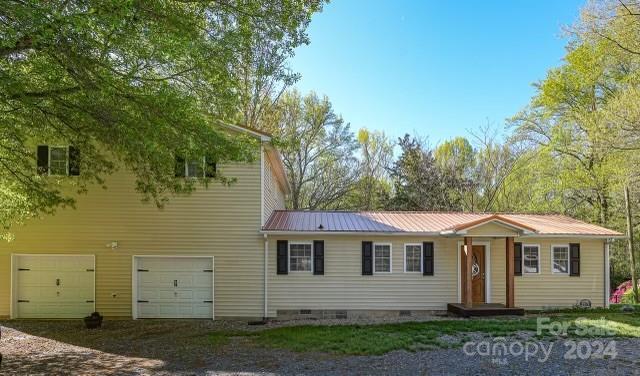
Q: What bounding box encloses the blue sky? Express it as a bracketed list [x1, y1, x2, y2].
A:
[289, 0, 585, 145]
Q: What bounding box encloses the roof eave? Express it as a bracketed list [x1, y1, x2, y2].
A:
[260, 230, 442, 236]
[261, 230, 624, 239]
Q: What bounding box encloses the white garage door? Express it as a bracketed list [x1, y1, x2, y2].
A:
[14, 255, 95, 318]
[135, 257, 214, 319]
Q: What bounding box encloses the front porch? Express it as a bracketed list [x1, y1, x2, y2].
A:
[445, 217, 532, 317]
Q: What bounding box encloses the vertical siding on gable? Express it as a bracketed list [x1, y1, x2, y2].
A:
[0, 162, 264, 318]
[263, 152, 286, 224]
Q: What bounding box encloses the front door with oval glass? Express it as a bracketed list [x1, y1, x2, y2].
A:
[471, 246, 485, 303]
[460, 245, 486, 304]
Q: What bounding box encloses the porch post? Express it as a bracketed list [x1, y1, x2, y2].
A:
[464, 236, 473, 308]
[506, 237, 515, 308]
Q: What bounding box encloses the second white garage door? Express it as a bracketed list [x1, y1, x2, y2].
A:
[135, 256, 214, 319]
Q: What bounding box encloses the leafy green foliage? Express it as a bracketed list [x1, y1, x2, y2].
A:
[0, 0, 323, 238]
[387, 134, 463, 211]
[262, 90, 359, 209]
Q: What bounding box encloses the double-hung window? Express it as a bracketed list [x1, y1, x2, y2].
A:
[186, 158, 205, 178]
[49, 146, 69, 176]
[522, 244, 540, 274]
[175, 155, 216, 178]
[404, 244, 422, 273]
[374, 243, 392, 273]
[289, 243, 312, 272]
[552, 245, 570, 274]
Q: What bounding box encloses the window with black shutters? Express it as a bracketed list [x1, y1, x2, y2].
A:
[404, 244, 422, 273]
[37, 145, 80, 176]
[552, 245, 570, 274]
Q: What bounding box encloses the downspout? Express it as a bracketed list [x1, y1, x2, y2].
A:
[605, 239, 611, 308]
[264, 233, 269, 319]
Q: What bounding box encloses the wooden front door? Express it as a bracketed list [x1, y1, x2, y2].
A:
[471, 246, 485, 304]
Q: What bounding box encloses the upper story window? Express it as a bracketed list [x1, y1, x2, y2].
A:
[374, 243, 392, 273]
[522, 244, 540, 274]
[404, 244, 422, 273]
[37, 145, 80, 176]
[175, 155, 216, 178]
[49, 146, 69, 176]
[289, 242, 312, 272]
[186, 158, 205, 178]
[552, 245, 570, 274]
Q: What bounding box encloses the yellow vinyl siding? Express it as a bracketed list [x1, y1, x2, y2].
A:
[263, 152, 286, 224]
[267, 236, 458, 316]
[267, 235, 606, 315]
[0, 162, 264, 318]
[490, 238, 605, 309]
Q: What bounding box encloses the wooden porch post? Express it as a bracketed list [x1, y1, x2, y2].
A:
[464, 236, 473, 308]
[506, 237, 515, 308]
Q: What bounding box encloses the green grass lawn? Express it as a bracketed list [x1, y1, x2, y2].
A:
[210, 310, 640, 355]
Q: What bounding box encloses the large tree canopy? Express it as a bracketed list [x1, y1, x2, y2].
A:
[0, 0, 322, 238]
[262, 90, 358, 210]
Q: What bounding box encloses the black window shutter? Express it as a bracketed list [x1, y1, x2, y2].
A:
[174, 155, 185, 177]
[570, 243, 580, 276]
[362, 241, 373, 275]
[313, 240, 324, 275]
[205, 156, 217, 178]
[514, 242, 523, 276]
[37, 145, 49, 175]
[68, 146, 80, 176]
[277, 240, 288, 275]
[423, 242, 434, 276]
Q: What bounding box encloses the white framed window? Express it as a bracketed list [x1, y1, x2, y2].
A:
[49, 146, 69, 176]
[404, 243, 422, 273]
[177, 156, 216, 178]
[522, 244, 540, 274]
[184, 157, 205, 178]
[374, 243, 392, 273]
[289, 242, 312, 272]
[552, 245, 570, 274]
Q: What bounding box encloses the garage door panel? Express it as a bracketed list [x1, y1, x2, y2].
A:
[18, 302, 94, 319]
[139, 258, 212, 272]
[15, 255, 95, 318]
[136, 257, 213, 319]
[18, 286, 59, 301]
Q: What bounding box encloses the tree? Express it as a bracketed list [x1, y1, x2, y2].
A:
[510, 43, 616, 225]
[507, 0, 640, 287]
[265, 90, 359, 210]
[0, 1, 323, 239]
[387, 134, 462, 211]
[347, 128, 393, 210]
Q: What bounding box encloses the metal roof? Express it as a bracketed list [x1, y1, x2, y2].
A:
[262, 211, 623, 237]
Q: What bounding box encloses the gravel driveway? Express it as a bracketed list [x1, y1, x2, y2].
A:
[1, 319, 640, 375]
